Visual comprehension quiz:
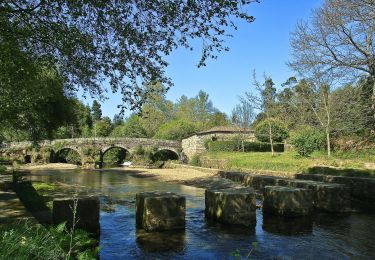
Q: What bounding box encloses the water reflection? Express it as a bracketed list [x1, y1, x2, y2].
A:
[136, 230, 186, 252]
[27, 169, 375, 259]
[262, 214, 313, 236]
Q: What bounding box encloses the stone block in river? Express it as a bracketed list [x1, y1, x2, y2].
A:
[284, 180, 351, 212]
[263, 186, 313, 217]
[136, 192, 186, 232]
[52, 197, 100, 236]
[295, 173, 375, 202]
[243, 175, 278, 189]
[205, 187, 256, 227]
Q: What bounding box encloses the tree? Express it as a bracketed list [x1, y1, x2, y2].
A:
[231, 99, 255, 152]
[0, 39, 75, 141]
[289, 0, 375, 124]
[207, 112, 229, 128]
[245, 72, 278, 155]
[154, 119, 197, 141]
[287, 75, 334, 156]
[91, 100, 102, 122]
[123, 115, 148, 138]
[255, 118, 289, 143]
[95, 117, 113, 137]
[112, 114, 124, 127]
[1, 1, 257, 110]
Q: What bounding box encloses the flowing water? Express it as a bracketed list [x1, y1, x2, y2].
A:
[29, 169, 375, 259]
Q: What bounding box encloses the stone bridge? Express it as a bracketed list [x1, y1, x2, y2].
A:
[0, 138, 182, 167]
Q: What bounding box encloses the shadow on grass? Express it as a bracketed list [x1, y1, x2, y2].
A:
[12, 172, 52, 224]
[304, 166, 375, 178]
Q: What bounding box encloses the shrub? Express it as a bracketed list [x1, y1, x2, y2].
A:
[255, 118, 289, 143]
[207, 141, 284, 153]
[0, 165, 6, 174]
[189, 154, 201, 166]
[290, 127, 326, 156]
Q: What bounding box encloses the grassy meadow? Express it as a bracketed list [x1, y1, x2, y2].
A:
[204, 151, 375, 177]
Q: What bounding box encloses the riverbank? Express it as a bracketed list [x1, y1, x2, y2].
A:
[119, 166, 241, 189]
[19, 163, 79, 170]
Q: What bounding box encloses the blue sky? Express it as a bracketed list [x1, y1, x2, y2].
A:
[82, 0, 323, 119]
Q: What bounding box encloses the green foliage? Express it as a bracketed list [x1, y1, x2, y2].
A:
[131, 145, 153, 165]
[0, 221, 65, 259]
[1, 1, 254, 110]
[255, 118, 289, 143]
[94, 117, 113, 137]
[55, 149, 82, 165]
[0, 165, 6, 174]
[154, 119, 198, 140]
[0, 221, 98, 260]
[103, 148, 128, 165]
[123, 115, 148, 138]
[91, 100, 102, 122]
[32, 182, 56, 196]
[290, 127, 326, 157]
[207, 141, 285, 153]
[0, 39, 76, 141]
[189, 154, 202, 167]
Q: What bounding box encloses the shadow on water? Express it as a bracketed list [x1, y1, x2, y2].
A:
[136, 229, 186, 252]
[262, 214, 313, 236]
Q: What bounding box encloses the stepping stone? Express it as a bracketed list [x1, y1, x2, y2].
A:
[205, 187, 256, 227]
[263, 186, 313, 217]
[243, 175, 279, 189]
[136, 192, 185, 232]
[282, 180, 351, 212]
[295, 173, 375, 201]
[52, 197, 100, 236]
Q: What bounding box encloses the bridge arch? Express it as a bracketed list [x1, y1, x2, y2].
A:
[100, 146, 130, 167]
[53, 147, 82, 165]
[152, 148, 180, 161]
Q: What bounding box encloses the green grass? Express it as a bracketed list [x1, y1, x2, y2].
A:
[0, 221, 98, 259]
[32, 182, 56, 194]
[204, 151, 375, 175]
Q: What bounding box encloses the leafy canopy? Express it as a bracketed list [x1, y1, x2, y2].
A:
[1, 0, 257, 111]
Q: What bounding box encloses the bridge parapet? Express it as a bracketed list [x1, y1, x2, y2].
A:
[0, 137, 183, 167]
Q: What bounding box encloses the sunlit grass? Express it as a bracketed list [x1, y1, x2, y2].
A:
[205, 151, 375, 174]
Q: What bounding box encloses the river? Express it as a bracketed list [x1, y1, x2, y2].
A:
[28, 169, 375, 259]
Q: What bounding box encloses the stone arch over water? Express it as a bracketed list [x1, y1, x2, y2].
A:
[53, 147, 82, 165]
[153, 148, 180, 161]
[101, 146, 130, 167]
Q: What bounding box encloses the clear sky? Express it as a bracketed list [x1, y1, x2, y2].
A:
[82, 0, 323, 119]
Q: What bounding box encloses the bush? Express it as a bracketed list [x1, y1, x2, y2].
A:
[290, 127, 326, 156]
[189, 154, 201, 166]
[0, 165, 6, 174]
[255, 118, 289, 143]
[207, 141, 284, 152]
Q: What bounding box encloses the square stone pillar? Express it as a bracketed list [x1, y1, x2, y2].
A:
[205, 187, 256, 227]
[136, 192, 186, 232]
[53, 197, 100, 236]
[263, 186, 313, 217]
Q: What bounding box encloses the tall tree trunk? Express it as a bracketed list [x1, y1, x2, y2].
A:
[326, 126, 331, 157]
[241, 132, 245, 152]
[268, 120, 274, 156]
[371, 73, 375, 132]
